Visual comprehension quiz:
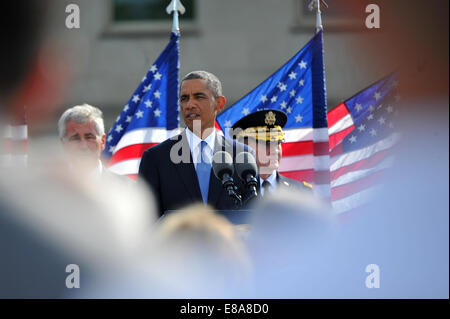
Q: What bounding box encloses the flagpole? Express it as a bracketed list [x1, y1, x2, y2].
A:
[315, 0, 322, 33]
[166, 0, 185, 34]
[308, 0, 327, 33]
[307, 0, 331, 201]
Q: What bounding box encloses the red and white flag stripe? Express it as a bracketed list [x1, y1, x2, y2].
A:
[278, 128, 315, 183]
[329, 132, 399, 213]
[107, 127, 181, 179]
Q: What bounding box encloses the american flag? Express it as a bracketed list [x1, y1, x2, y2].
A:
[216, 31, 331, 199]
[327, 74, 400, 214]
[1, 107, 28, 168]
[102, 32, 181, 179]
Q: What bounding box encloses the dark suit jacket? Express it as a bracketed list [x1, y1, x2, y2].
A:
[138, 130, 258, 216]
[276, 172, 312, 192]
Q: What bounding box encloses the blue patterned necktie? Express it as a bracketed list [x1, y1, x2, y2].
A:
[196, 140, 211, 203]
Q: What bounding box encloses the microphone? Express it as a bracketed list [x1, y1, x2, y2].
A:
[212, 151, 242, 206]
[235, 152, 258, 198]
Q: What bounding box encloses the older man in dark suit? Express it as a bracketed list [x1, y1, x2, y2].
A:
[138, 71, 257, 216]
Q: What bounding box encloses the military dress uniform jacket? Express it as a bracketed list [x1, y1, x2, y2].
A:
[276, 172, 312, 192]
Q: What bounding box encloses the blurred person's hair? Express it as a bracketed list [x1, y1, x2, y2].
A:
[154, 204, 248, 264]
[181, 70, 223, 97]
[0, 1, 49, 100]
[58, 104, 105, 139]
[246, 188, 337, 297]
[149, 204, 252, 297]
[249, 188, 335, 253]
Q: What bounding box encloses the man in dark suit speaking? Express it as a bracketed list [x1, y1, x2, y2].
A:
[138, 71, 256, 216]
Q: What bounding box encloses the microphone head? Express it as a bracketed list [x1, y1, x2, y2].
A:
[212, 151, 234, 180]
[235, 152, 258, 181]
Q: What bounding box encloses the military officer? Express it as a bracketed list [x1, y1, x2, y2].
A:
[231, 109, 312, 197]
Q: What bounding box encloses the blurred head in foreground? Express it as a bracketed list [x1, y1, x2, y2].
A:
[58, 104, 106, 172]
[247, 188, 336, 297]
[147, 204, 252, 298]
[249, 188, 335, 258]
[246, 117, 448, 298]
[0, 0, 71, 128]
[0, 1, 157, 298]
[0, 153, 157, 298]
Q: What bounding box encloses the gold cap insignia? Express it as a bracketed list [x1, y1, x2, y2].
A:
[265, 111, 276, 126]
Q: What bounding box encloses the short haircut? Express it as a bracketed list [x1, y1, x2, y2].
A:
[181, 70, 223, 97]
[58, 104, 105, 139]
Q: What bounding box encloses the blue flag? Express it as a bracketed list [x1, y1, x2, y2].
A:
[216, 31, 328, 195]
[217, 31, 327, 135]
[103, 32, 181, 178]
[329, 73, 400, 214]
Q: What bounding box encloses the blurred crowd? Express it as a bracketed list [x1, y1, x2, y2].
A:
[0, 1, 447, 298]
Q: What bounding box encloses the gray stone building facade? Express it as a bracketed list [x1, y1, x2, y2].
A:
[44, 0, 393, 135]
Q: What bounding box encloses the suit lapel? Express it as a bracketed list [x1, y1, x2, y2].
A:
[172, 131, 203, 201]
[277, 172, 285, 187]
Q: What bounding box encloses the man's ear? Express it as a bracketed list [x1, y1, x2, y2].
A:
[215, 96, 226, 112]
[100, 134, 106, 151]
